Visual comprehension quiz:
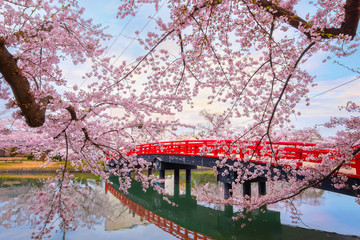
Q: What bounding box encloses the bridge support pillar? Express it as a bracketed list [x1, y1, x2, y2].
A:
[186, 169, 191, 184]
[159, 169, 165, 188]
[174, 169, 180, 184]
[243, 181, 251, 197]
[224, 182, 233, 199]
[186, 169, 192, 196]
[258, 181, 266, 195]
[159, 169, 165, 179]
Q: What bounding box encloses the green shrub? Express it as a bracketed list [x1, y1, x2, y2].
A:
[9, 147, 17, 157]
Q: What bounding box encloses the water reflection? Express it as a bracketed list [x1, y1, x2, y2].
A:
[107, 175, 360, 240]
[0, 175, 177, 240]
[0, 175, 126, 239]
[0, 173, 359, 240]
[106, 179, 280, 240]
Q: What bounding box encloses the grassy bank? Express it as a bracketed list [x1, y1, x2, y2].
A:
[0, 160, 82, 173]
[0, 160, 100, 181]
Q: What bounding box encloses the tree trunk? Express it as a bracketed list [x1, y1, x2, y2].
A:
[0, 38, 46, 127]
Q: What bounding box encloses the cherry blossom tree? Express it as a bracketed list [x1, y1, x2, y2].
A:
[1, 0, 360, 237]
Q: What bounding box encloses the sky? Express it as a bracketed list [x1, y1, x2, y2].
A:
[2, 0, 360, 138]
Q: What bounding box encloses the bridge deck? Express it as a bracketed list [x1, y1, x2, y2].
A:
[107, 140, 360, 196]
[125, 140, 360, 179]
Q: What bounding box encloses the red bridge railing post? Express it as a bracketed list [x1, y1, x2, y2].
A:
[355, 155, 360, 176]
[296, 152, 303, 168]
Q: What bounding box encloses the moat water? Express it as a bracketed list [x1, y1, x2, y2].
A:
[0, 171, 359, 240]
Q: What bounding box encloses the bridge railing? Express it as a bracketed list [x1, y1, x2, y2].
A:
[126, 140, 360, 178]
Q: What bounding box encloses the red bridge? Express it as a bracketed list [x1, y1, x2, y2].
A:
[108, 140, 360, 197]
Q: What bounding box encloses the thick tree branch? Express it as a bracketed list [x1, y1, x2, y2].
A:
[0, 38, 46, 127]
[65, 105, 77, 121]
[258, 0, 360, 39]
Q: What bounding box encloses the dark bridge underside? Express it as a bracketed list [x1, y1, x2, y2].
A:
[136, 154, 360, 197]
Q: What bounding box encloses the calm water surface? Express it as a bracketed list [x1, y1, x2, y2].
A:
[0, 172, 359, 240]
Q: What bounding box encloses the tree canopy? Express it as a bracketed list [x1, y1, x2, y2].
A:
[0, 0, 360, 238]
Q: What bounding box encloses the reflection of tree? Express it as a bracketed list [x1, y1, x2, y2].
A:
[0, 177, 122, 238]
[0, 178, 36, 202]
[193, 181, 325, 212]
[268, 186, 325, 223]
[262, 184, 325, 225]
[292, 187, 324, 206]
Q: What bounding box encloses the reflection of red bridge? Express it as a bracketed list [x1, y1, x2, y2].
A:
[128, 140, 360, 179]
[105, 183, 213, 240]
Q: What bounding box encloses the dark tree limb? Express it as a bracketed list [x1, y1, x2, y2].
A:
[65, 105, 77, 121]
[258, 0, 360, 39]
[0, 38, 46, 127]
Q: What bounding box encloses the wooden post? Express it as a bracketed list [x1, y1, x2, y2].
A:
[174, 169, 180, 184]
[186, 169, 191, 184]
